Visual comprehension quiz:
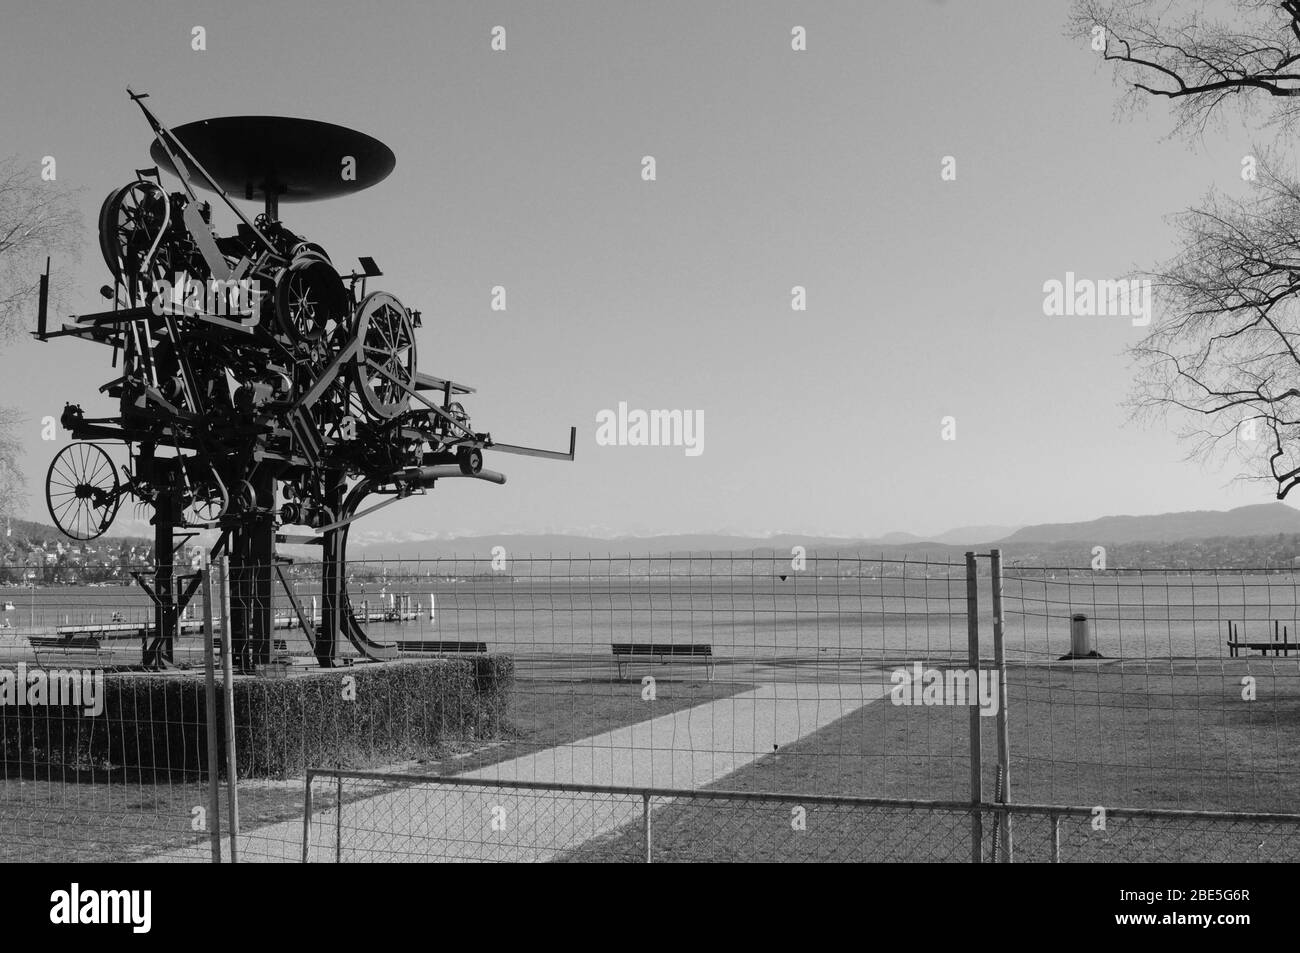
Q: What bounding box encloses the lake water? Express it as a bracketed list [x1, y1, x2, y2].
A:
[4, 569, 1298, 663]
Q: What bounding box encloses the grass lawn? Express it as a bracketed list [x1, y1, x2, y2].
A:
[560, 660, 1300, 862]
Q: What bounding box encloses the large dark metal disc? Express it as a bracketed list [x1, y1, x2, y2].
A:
[149, 116, 396, 203]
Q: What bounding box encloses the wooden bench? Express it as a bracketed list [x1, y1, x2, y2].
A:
[211, 638, 288, 653]
[396, 640, 488, 654]
[1227, 621, 1298, 657]
[29, 634, 103, 663]
[612, 643, 713, 681]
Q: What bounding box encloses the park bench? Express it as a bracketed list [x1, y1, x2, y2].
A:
[1226, 621, 1298, 657]
[611, 642, 714, 681]
[396, 640, 488, 654]
[210, 637, 289, 653]
[28, 633, 103, 664]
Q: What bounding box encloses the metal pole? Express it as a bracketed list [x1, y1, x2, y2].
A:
[965, 551, 983, 863]
[218, 554, 240, 863]
[1050, 814, 1060, 863]
[990, 548, 1013, 862]
[301, 772, 314, 863]
[200, 552, 222, 863]
[336, 773, 343, 863]
[642, 792, 652, 863]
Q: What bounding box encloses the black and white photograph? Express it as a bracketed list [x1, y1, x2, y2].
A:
[0, 0, 1294, 929]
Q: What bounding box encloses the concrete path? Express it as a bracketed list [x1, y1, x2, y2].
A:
[147, 676, 892, 862]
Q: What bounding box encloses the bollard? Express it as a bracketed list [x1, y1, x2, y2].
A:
[1070, 614, 1092, 656]
[1062, 613, 1104, 660]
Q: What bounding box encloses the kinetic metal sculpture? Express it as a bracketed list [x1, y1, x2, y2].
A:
[35, 89, 574, 670]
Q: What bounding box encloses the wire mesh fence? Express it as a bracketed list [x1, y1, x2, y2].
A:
[1001, 566, 1300, 814]
[300, 770, 1300, 863]
[300, 771, 982, 863]
[998, 804, 1300, 863]
[4, 552, 1300, 862]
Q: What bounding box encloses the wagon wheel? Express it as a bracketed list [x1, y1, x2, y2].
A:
[351, 291, 417, 420]
[274, 255, 349, 343]
[45, 443, 122, 541]
[98, 181, 170, 286]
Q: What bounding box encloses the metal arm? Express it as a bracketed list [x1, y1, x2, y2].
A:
[126, 87, 277, 256]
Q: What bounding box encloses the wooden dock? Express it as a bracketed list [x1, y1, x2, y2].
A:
[51, 608, 423, 641]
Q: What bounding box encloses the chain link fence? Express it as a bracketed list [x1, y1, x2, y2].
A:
[6, 553, 1300, 862]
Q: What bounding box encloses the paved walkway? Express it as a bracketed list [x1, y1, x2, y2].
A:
[148, 676, 892, 862]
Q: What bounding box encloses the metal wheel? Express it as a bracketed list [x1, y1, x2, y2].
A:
[274, 255, 349, 343]
[45, 443, 122, 540]
[457, 446, 483, 475]
[182, 473, 229, 526]
[98, 181, 170, 283]
[235, 479, 258, 513]
[351, 291, 417, 420]
[289, 241, 331, 264]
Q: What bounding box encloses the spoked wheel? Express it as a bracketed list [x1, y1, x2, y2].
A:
[352, 291, 417, 420]
[181, 474, 229, 527]
[274, 255, 349, 343]
[98, 181, 170, 286]
[173, 451, 230, 527]
[45, 443, 122, 540]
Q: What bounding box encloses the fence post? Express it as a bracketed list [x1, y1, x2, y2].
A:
[1050, 814, 1060, 863]
[990, 548, 1013, 862]
[218, 554, 240, 863]
[642, 792, 652, 863]
[965, 551, 983, 863]
[200, 552, 222, 864]
[336, 772, 344, 863]
[301, 771, 314, 863]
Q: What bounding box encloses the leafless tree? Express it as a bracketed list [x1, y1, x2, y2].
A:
[0, 154, 82, 520]
[1134, 155, 1300, 497]
[1071, 1, 1300, 138]
[1073, 2, 1300, 499]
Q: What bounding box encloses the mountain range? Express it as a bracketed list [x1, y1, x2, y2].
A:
[9, 502, 1300, 561]
[347, 503, 1300, 558]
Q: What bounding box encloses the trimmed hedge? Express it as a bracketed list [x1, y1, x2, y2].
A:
[0, 656, 514, 781]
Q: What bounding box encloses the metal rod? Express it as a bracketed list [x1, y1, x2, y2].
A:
[299, 766, 1300, 823]
[643, 792, 652, 863]
[200, 551, 222, 863]
[218, 554, 240, 863]
[127, 87, 276, 254]
[336, 773, 343, 863]
[990, 548, 1013, 862]
[301, 773, 313, 863]
[965, 551, 983, 863]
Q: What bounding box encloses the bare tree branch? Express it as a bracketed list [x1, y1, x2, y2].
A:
[0, 153, 83, 522]
[1125, 151, 1300, 498]
[1069, 0, 1300, 136]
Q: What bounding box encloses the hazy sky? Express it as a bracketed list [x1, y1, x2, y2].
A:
[0, 0, 1287, 542]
